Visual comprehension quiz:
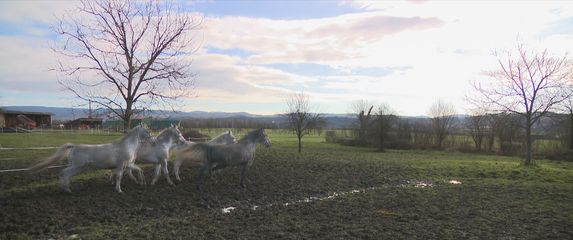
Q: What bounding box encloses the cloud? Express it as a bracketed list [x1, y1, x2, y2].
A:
[188, 53, 314, 103]
[0, 36, 61, 92]
[201, 11, 444, 65]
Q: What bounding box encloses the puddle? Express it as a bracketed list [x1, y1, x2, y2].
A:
[448, 180, 462, 185]
[220, 180, 441, 214]
[221, 206, 236, 214]
[403, 180, 434, 188]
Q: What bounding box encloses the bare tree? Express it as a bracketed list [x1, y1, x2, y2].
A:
[491, 113, 522, 154]
[53, 0, 201, 130]
[558, 92, 573, 150]
[373, 103, 396, 152]
[284, 92, 320, 153]
[350, 100, 374, 145]
[428, 99, 457, 149]
[471, 43, 572, 165]
[466, 108, 490, 151]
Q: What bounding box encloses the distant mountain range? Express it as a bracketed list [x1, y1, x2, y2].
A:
[1, 105, 359, 129]
[3, 105, 561, 132]
[0, 106, 265, 119]
[14, 106, 518, 131]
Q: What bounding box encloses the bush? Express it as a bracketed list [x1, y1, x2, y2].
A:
[182, 130, 210, 142]
[545, 150, 573, 161]
[325, 131, 338, 143]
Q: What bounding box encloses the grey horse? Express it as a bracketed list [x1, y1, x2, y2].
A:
[30, 125, 153, 193]
[172, 130, 237, 182]
[124, 125, 186, 185]
[171, 128, 271, 193]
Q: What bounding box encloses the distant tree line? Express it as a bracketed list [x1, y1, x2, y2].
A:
[179, 118, 278, 132]
[325, 99, 573, 161]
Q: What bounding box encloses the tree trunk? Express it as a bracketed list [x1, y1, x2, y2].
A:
[569, 113, 573, 151]
[123, 101, 133, 132]
[297, 135, 302, 153]
[123, 117, 131, 133]
[378, 119, 385, 152]
[378, 132, 385, 152]
[524, 116, 534, 165]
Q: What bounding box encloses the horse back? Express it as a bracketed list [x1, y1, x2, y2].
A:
[69, 143, 132, 168]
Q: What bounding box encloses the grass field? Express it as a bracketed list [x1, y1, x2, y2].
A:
[1, 130, 572, 239]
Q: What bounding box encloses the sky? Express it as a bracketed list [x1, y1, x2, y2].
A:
[1, 0, 573, 116]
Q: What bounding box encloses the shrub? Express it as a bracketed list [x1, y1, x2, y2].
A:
[325, 130, 338, 143]
[182, 130, 210, 142]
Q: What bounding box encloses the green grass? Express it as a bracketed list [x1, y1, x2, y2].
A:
[0, 130, 572, 239]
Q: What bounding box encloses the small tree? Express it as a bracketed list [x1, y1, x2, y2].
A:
[373, 103, 396, 152]
[559, 92, 573, 150]
[472, 43, 572, 165]
[350, 100, 374, 145]
[491, 113, 522, 155]
[428, 100, 457, 149]
[284, 92, 320, 153]
[466, 108, 490, 151]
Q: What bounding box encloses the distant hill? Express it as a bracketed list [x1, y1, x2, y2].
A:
[1, 106, 267, 120]
[1, 105, 359, 129]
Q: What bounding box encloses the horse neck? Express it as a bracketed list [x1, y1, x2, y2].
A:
[118, 130, 143, 148]
[210, 133, 228, 143]
[238, 137, 258, 148]
[156, 131, 177, 148]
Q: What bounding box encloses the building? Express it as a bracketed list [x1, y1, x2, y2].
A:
[65, 118, 103, 130]
[0, 109, 52, 130]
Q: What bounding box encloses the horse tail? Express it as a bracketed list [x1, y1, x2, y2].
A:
[29, 143, 74, 171]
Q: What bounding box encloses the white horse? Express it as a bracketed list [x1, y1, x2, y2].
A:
[172, 130, 237, 181]
[172, 128, 271, 194]
[123, 125, 186, 185]
[30, 126, 153, 193]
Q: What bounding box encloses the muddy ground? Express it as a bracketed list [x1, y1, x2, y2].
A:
[1, 144, 572, 239]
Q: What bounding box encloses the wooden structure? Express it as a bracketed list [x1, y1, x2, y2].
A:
[65, 118, 103, 130]
[0, 109, 52, 129]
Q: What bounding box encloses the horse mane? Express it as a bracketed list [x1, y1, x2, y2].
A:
[212, 131, 230, 140]
[113, 125, 150, 144]
[238, 128, 263, 143]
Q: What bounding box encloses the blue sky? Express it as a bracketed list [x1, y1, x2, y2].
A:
[1, 0, 573, 116]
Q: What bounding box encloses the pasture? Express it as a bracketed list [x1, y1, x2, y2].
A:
[1, 130, 572, 239]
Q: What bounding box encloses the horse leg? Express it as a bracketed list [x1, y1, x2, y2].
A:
[160, 160, 174, 185]
[109, 171, 116, 185]
[239, 165, 248, 190]
[113, 167, 124, 193]
[197, 164, 209, 196]
[61, 166, 82, 193]
[127, 168, 140, 184]
[173, 158, 183, 181]
[127, 164, 146, 185]
[151, 164, 162, 185]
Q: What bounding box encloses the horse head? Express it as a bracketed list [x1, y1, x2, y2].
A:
[227, 131, 238, 144]
[257, 128, 271, 148]
[171, 125, 187, 144]
[127, 125, 153, 143]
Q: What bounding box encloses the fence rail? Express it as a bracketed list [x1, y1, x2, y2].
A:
[0, 147, 59, 150]
[0, 165, 66, 173]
